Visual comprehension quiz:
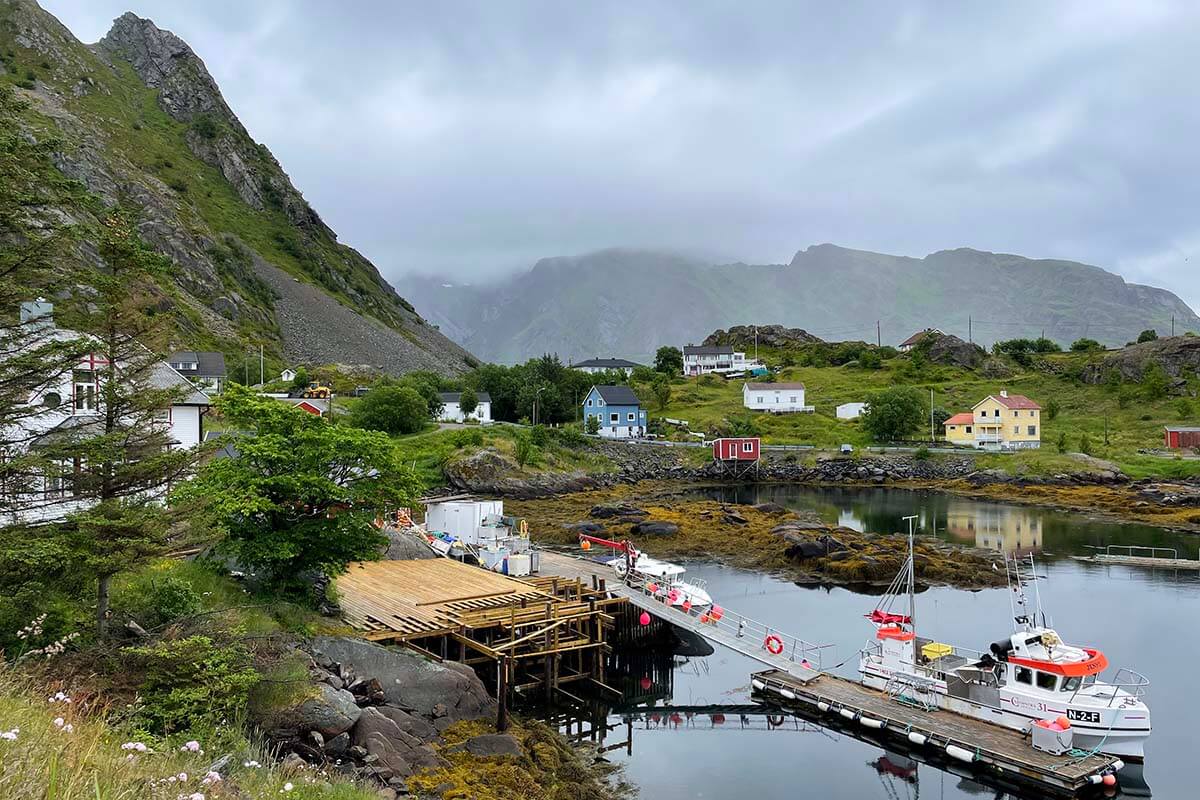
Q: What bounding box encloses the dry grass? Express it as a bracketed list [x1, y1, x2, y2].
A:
[0, 670, 377, 800]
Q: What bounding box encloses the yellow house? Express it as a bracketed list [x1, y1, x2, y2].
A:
[943, 412, 976, 445]
[971, 390, 1041, 450]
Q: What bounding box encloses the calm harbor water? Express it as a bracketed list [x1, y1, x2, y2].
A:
[586, 486, 1199, 800]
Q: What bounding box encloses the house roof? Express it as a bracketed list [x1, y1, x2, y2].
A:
[974, 393, 1041, 410]
[899, 328, 944, 347]
[151, 362, 211, 406]
[744, 382, 805, 391]
[572, 358, 643, 369]
[1165, 426, 1200, 432]
[588, 385, 642, 405]
[167, 350, 227, 377]
[683, 345, 734, 355]
[437, 392, 492, 403]
[944, 412, 975, 426]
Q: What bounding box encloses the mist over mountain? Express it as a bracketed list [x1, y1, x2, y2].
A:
[405, 244, 1200, 364]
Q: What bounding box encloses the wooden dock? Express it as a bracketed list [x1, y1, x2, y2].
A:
[751, 668, 1122, 796]
[539, 552, 825, 683]
[336, 559, 627, 725]
[1072, 553, 1200, 570]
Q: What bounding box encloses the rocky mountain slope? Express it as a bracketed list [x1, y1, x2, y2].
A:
[0, 1, 474, 375]
[406, 244, 1199, 364]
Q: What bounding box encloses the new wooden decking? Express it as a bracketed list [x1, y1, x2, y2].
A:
[753, 668, 1120, 795]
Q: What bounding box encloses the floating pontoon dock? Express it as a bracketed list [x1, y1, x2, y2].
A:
[1073, 544, 1200, 571]
[751, 668, 1123, 797]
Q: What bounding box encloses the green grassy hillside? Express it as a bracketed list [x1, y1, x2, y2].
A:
[653, 352, 1200, 478]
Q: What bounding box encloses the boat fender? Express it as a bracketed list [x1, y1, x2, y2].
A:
[1110, 760, 1125, 772]
[859, 716, 885, 730]
[1088, 775, 1104, 786]
[780, 688, 797, 701]
[907, 732, 928, 746]
[1101, 774, 1118, 787]
[945, 745, 976, 764]
[838, 707, 857, 721]
[816, 701, 831, 713]
[751, 679, 766, 691]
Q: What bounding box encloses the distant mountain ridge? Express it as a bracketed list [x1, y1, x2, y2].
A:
[1, 1, 474, 375]
[405, 245, 1200, 364]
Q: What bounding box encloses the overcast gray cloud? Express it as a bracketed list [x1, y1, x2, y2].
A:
[41, 0, 1200, 307]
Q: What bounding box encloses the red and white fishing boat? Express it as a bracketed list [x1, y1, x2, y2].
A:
[858, 524, 1151, 760]
[577, 533, 713, 609]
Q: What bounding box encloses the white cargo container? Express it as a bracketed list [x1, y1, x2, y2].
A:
[423, 499, 505, 546]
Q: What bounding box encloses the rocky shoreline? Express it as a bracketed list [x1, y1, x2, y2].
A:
[252, 635, 618, 799]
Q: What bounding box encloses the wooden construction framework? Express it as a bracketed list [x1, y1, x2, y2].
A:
[336, 560, 628, 728]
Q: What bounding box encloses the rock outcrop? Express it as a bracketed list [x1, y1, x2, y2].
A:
[1079, 335, 1200, 390]
[921, 333, 987, 369]
[443, 448, 607, 497]
[703, 324, 824, 349]
[2, 0, 474, 375]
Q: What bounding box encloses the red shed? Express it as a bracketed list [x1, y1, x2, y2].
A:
[1164, 426, 1200, 449]
[712, 437, 760, 461]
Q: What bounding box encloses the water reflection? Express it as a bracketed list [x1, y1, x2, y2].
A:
[941, 501, 1043, 555]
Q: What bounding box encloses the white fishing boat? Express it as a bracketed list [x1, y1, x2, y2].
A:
[578, 533, 713, 609]
[858, 522, 1151, 760]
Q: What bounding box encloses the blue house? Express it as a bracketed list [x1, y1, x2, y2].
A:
[582, 385, 647, 439]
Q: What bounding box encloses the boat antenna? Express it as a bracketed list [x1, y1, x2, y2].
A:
[902, 515, 917, 636]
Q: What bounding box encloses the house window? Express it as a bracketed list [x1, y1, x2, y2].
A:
[742, 442, 754, 453]
[949, 426, 956, 431]
[1013, 426, 1020, 435]
[587, 399, 592, 407]
[1027, 425, 1037, 436]
[1015, 667, 1033, 685]
[965, 426, 972, 434]
[73, 369, 97, 412]
[994, 409, 1000, 417]
[627, 412, 635, 422]
[1013, 410, 1019, 417]
[610, 413, 618, 424]
[43, 391, 61, 409]
[789, 396, 796, 403]
[1036, 671, 1058, 691]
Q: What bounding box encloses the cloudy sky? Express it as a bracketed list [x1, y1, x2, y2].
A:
[43, 0, 1200, 308]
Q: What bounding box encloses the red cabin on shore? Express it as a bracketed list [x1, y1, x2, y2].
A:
[712, 437, 760, 461]
[1164, 426, 1200, 449]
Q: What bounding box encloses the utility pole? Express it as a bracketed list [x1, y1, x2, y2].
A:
[754, 325, 758, 363]
[968, 316, 972, 345]
[876, 320, 881, 348]
[259, 344, 264, 386]
[1172, 315, 1176, 337]
[930, 387, 935, 441]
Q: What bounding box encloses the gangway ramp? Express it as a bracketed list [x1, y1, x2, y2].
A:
[538, 552, 827, 684]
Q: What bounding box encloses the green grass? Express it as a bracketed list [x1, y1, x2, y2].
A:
[653, 357, 1200, 477]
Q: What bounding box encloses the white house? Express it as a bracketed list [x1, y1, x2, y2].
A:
[683, 345, 765, 376]
[280, 368, 298, 383]
[168, 350, 227, 394]
[1, 301, 210, 526]
[571, 358, 643, 376]
[836, 402, 868, 420]
[898, 328, 945, 352]
[437, 392, 492, 423]
[742, 382, 813, 413]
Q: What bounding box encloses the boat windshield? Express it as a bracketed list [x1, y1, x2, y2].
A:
[1061, 676, 1081, 692]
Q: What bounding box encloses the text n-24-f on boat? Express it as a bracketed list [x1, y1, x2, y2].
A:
[858, 535, 1151, 760]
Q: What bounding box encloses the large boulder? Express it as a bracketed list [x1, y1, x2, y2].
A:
[457, 733, 521, 758]
[350, 707, 447, 778]
[257, 683, 361, 738]
[310, 637, 495, 726]
[630, 520, 679, 537]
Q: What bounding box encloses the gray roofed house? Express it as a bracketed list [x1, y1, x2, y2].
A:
[591, 384, 642, 405]
[437, 391, 492, 404]
[168, 350, 227, 393]
[682, 344, 734, 355]
[436, 391, 493, 423]
[582, 385, 646, 439]
[571, 358, 644, 376]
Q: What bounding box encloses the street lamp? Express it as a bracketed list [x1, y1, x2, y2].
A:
[533, 386, 546, 426]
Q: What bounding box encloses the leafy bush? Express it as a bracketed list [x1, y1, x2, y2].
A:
[585, 415, 600, 435]
[551, 426, 587, 447]
[862, 386, 926, 441]
[1056, 431, 1069, 453]
[1175, 397, 1194, 420]
[514, 431, 537, 468]
[528, 425, 549, 447]
[1141, 362, 1170, 400]
[113, 572, 201, 629]
[1137, 329, 1159, 343]
[124, 636, 259, 735]
[351, 384, 430, 435]
[1079, 433, 1094, 456]
[1045, 398, 1060, 421]
[1070, 338, 1102, 352]
[913, 446, 930, 461]
[453, 428, 485, 448]
[654, 346, 683, 374]
[190, 113, 218, 139]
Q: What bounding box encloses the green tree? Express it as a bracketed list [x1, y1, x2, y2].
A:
[1033, 337, 1061, 353]
[1070, 338, 1102, 352]
[458, 386, 478, 418]
[862, 387, 926, 441]
[289, 366, 309, 391]
[1142, 362, 1170, 400]
[651, 374, 672, 410]
[585, 415, 600, 435]
[1079, 432, 1094, 455]
[351, 384, 430, 434]
[1137, 329, 1159, 344]
[176, 386, 422, 592]
[1175, 397, 1194, 420]
[654, 346, 683, 375]
[42, 211, 202, 638]
[1056, 431, 1069, 453]
[1045, 398, 1060, 421]
[514, 430, 536, 468]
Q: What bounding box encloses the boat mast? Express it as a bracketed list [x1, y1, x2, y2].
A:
[903, 515, 917, 637]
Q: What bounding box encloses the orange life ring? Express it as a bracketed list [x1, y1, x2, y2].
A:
[764, 635, 784, 655]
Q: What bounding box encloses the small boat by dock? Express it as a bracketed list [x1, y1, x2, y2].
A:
[577, 533, 713, 609]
